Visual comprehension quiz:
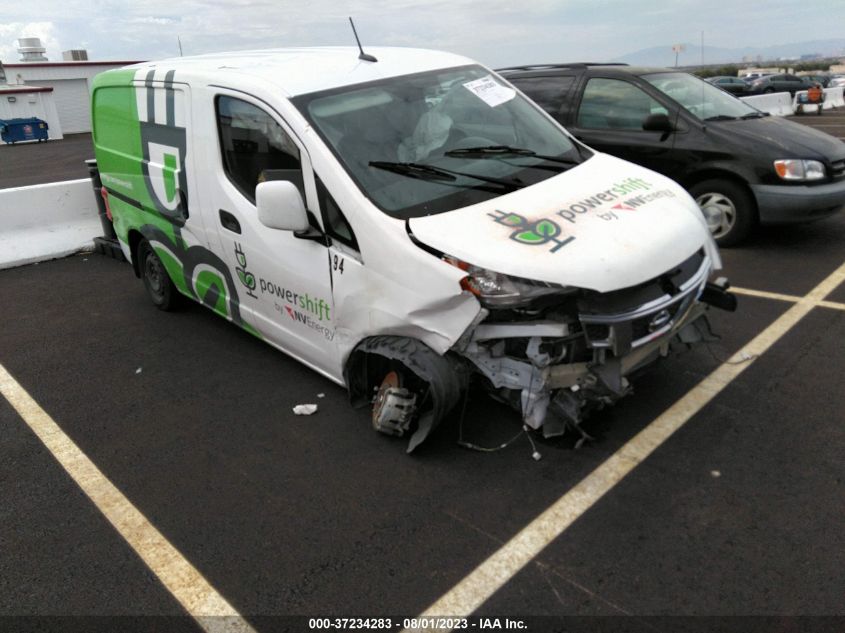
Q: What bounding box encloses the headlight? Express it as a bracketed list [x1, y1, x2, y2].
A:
[444, 256, 571, 308]
[774, 159, 826, 182]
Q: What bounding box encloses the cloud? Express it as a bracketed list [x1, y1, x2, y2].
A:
[0, 0, 843, 67]
[130, 16, 181, 26]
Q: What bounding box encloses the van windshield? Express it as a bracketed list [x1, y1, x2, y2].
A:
[293, 65, 585, 219]
[644, 72, 760, 121]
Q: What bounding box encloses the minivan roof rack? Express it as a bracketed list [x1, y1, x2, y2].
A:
[496, 62, 629, 72]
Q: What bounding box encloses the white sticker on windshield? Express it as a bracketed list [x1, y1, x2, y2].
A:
[462, 75, 516, 107]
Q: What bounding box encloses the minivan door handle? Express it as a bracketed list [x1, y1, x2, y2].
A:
[219, 209, 241, 234]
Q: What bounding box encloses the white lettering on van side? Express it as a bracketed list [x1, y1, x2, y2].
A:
[101, 173, 133, 190]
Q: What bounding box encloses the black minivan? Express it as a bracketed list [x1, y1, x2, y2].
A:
[497, 64, 845, 245]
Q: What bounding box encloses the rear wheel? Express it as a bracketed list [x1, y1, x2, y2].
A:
[690, 179, 756, 247]
[138, 239, 181, 311]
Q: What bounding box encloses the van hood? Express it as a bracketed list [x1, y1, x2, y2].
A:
[710, 116, 845, 160]
[408, 153, 718, 294]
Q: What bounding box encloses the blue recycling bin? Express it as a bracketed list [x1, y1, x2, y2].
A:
[0, 117, 49, 144]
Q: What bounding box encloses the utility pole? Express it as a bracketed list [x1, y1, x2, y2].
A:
[672, 44, 685, 67]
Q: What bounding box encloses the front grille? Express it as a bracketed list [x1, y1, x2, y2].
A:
[830, 159, 845, 181]
[579, 252, 709, 354]
[630, 300, 687, 341]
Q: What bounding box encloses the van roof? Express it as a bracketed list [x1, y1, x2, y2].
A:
[121, 47, 477, 96]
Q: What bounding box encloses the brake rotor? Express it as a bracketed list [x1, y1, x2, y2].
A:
[372, 371, 401, 428]
[371, 370, 417, 436]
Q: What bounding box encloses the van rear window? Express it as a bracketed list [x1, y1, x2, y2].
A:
[92, 85, 139, 156]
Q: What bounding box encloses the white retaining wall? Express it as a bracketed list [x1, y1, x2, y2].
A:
[0, 179, 101, 269]
[741, 87, 845, 117]
[823, 86, 844, 109]
[740, 92, 794, 116]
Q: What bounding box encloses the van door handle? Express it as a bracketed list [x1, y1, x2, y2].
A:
[219, 209, 241, 234]
[177, 189, 189, 220]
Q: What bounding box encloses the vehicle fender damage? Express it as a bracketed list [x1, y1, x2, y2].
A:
[344, 336, 469, 453]
[345, 251, 736, 453]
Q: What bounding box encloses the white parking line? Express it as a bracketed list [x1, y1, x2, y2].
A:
[406, 261, 845, 631]
[0, 364, 256, 633]
[732, 286, 845, 311]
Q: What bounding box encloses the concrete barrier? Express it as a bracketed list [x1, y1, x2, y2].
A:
[791, 87, 844, 114]
[740, 92, 795, 116]
[791, 91, 822, 115]
[823, 86, 844, 109]
[0, 179, 101, 270]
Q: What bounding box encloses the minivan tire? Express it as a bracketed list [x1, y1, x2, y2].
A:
[138, 239, 181, 311]
[689, 179, 756, 247]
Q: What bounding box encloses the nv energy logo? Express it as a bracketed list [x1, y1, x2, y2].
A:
[136, 69, 189, 227]
[488, 210, 575, 253]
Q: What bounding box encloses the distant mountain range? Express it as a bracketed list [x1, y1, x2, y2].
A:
[613, 39, 845, 67]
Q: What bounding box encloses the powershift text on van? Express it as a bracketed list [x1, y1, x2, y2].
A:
[91, 47, 736, 452]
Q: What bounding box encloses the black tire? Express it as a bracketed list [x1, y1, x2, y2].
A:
[689, 179, 756, 248]
[137, 239, 181, 311]
[763, 87, 775, 94]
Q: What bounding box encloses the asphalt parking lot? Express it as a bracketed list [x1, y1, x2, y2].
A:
[1, 116, 844, 633]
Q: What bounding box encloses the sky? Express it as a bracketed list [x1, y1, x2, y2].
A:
[1, 0, 844, 68]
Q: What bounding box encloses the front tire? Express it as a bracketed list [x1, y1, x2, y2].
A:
[138, 239, 181, 311]
[690, 179, 756, 247]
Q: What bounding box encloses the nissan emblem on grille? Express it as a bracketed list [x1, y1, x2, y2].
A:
[648, 309, 672, 332]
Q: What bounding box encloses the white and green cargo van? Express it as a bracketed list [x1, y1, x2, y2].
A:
[91, 47, 735, 451]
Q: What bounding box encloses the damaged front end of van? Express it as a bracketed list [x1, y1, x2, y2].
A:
[295, 63, 736, 452]
[343, 155, 736, 452]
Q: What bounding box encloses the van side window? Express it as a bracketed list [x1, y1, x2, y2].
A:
[316, 177, 359, 251]
[577, 78, 667, 130]
[215, 95, 302, 203]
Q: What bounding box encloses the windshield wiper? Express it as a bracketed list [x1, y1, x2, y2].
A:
[444, 145, 578, 168]
[369, 160, 525, 190]
[703, 114, 738, 121]
[740, 111, 769, 119]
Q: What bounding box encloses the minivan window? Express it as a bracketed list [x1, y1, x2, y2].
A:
[509, 75, 575, 115]
[577, 78, 668, 130]
[644, 72, 759, 121]
[216, 95, 302, 203]
[293, 65, 584, 219]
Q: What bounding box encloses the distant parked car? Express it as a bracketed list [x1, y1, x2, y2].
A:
[499, 63, 845, 246]
[802, 74, 831, 88]
[706, 76, 749, 95]
[746, 74, 813, 95]
[741, 72, 773, 82]
[828, 75, 845, 89]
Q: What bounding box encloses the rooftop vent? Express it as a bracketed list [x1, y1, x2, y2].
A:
[18, 37, 48, 62]
[62, 49, 88, 61]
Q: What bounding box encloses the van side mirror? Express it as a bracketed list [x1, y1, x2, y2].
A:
[256, 181, 309, 231]
[642, 113, 674, 133]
